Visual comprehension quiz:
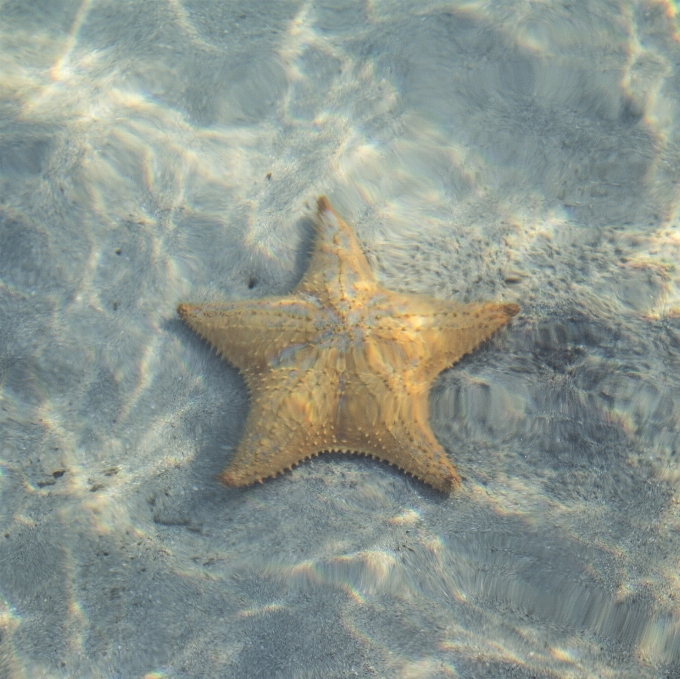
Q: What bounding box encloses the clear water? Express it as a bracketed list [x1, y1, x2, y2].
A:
[1, 1, 679, 677]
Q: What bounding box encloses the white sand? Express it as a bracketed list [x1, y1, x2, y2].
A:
[1, 1, 679, 677]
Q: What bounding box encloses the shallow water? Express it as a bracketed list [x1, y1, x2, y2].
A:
[1, 1, 680, 677]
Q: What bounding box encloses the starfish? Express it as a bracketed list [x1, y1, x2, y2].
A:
[178, 196, 518, 492]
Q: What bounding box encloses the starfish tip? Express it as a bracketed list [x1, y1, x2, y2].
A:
[317, 195, 332, 213]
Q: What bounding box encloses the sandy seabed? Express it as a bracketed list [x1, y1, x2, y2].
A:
[1, 1, 680, 677]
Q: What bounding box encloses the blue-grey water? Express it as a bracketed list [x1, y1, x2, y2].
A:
[1, 1, 680, 677]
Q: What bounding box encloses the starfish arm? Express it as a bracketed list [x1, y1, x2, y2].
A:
[218, 347, 340, 486]
[295, 197, 376, 304]
[177, 297, 327, 375]
[336, 346, 459, 491]
[368, 293, 519, 383]
[376, 402, 460, 492]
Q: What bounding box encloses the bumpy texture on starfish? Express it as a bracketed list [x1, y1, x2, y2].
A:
[178, 196, 518, 492]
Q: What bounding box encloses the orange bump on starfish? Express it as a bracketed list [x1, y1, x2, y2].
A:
[178, 196, 518, 492]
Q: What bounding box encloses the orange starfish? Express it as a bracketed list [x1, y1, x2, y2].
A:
[178, 196, 518, 491]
